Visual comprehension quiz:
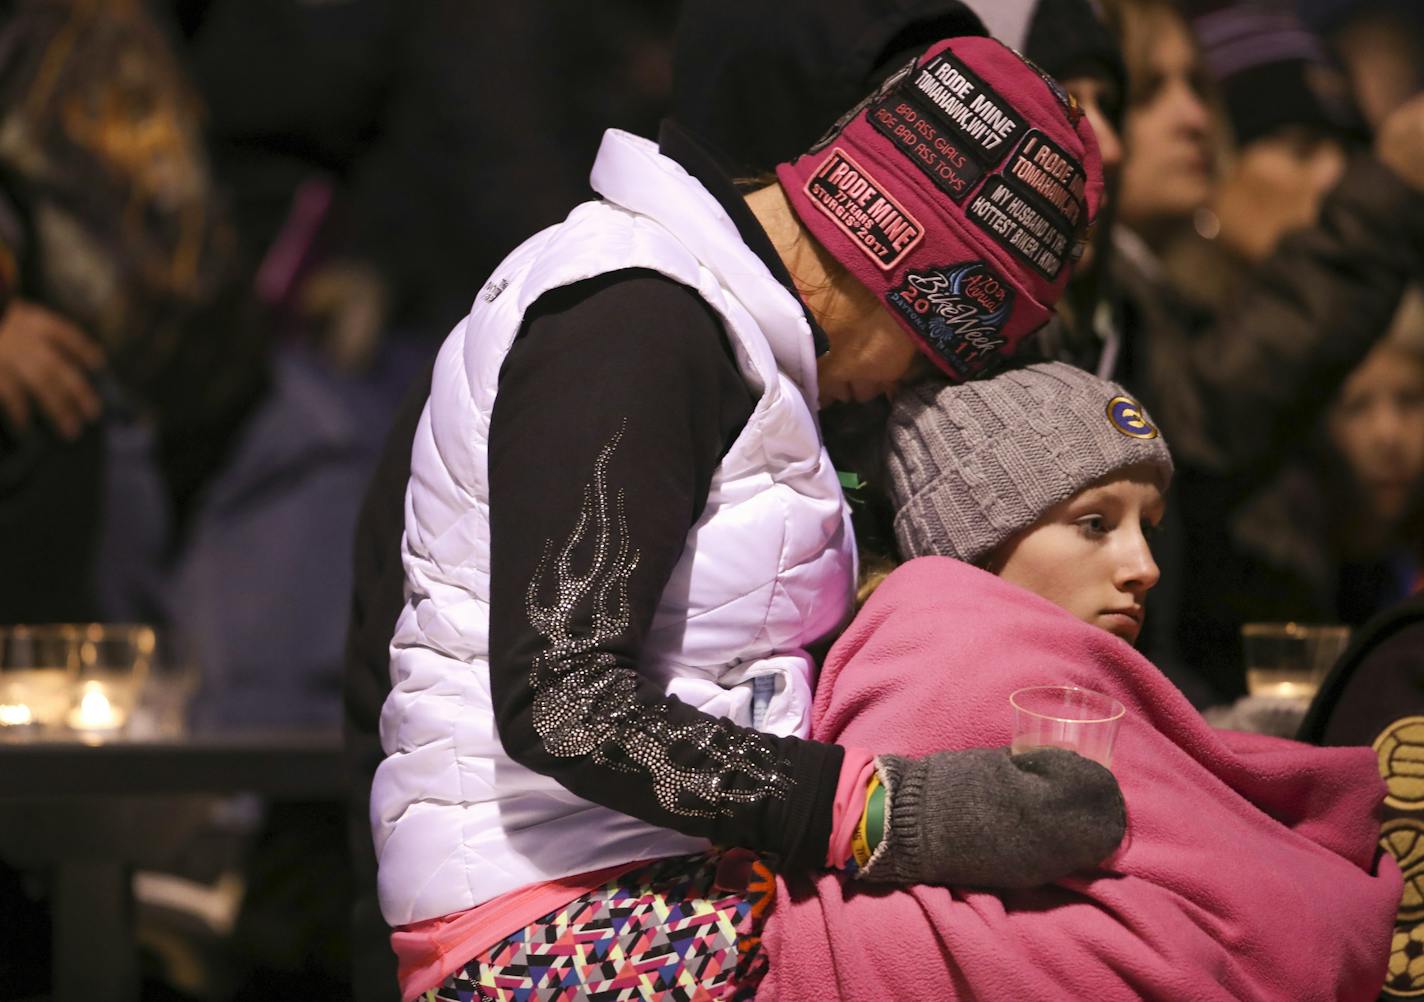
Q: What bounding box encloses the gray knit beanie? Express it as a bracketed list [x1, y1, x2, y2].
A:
[885, 362, 1174, 564]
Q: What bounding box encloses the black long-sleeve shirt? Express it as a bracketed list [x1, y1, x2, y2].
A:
[483, 122, 845, 869]
[487, 267, 844, 869]
[341, 120, 841, 1000]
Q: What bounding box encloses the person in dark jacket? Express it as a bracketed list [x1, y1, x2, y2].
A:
[0, 1, 271, 564]
[1218, 291, 1424, 633]
[178, 0, 678, 369]
[1162, 4, 1422, 639]
[1298, 586, 1424, 998]
[344, 373, 429, 1000]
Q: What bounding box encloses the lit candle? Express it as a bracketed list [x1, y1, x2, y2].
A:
[1257, 680, 1314, 701]
[68, 681, 122, 731]
[0, 703, 33, 727]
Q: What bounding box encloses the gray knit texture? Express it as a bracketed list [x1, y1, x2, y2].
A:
[861, 747, 1126, 888]
[886, 362, 1174, 565]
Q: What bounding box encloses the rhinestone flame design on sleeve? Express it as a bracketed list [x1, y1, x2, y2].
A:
[524, 423, 794, 819]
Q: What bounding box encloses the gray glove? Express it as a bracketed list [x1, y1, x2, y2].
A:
[859, 747, 1125, 889]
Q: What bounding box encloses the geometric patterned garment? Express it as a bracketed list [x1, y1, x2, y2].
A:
[428, 853, 774, 1002]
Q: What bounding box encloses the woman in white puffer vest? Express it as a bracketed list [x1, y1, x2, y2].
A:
[374, 29, 1122, 1002]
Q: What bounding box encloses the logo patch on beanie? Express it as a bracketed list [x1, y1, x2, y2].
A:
[890, 261, 1015, 377]
[1107, 396, 1159, 439]
[803, 149, 924, 269]
[963, 131, 1091, 280]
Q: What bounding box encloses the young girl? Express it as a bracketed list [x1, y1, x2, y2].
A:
[757, 362, 1401, 1001]
[375, 32, 1123, 1002]
[883, 362, 1170, 639]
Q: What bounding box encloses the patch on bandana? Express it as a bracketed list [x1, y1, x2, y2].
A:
[966, 176, 1073, 280]
[889, 261, 1015, 378]
[802, 148, 925, 269]
[1004, 130, 1088, 229]
[902, 51, 1026, 169]
[868, 93, 985, 202]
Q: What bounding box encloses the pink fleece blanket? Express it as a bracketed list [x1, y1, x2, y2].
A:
[757, 557, 1400, 1002]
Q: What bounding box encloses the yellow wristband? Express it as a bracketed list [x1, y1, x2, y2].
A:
[850, 773, 882, 869]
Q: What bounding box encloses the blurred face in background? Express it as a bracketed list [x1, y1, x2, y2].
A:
[1329, 339, 1424, 526]
[1212, 128, 1348, 262]
[1114, 5, 1215, 232]
[985, 466, 1166, 644]
[1333, 9, 1424, 129]
[1061, 71, 1124, 273]
[1062, 72, 1125, 184]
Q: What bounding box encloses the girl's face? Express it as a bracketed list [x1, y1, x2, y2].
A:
[986, 466, 1166, 644]
[1328, 343, 1424, 524]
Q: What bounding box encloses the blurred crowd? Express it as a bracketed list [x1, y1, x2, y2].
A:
[1089, 0, 1424, 705]
[0, 2, 677, 998]
[0, 0, 1421, 998]
[0, 0, 679, 731]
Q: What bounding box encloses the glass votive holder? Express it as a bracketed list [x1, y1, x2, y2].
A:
[1242, 623, 1350, 702]
[0, 624, 81, 731]
[129, 630, 200, 739]
[66, 623, 155, 736]
[1010, 685, 1126, 769]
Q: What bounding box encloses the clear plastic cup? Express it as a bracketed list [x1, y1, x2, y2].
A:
[1010, 685, 1126, 769]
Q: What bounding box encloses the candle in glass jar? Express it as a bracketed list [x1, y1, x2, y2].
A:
[0, 669, 75, 728]
[68, 681, 123, 730]
[1247, 678, 1317, 700]
[0, 703, 33, 727]
[1246, 668, 1318, 701]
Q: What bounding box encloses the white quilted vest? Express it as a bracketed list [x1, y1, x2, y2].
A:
[372, 130, 856, 926]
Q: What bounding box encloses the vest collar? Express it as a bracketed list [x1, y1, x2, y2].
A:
[589, 127, 822, 409]
[657, 120, 831, 359]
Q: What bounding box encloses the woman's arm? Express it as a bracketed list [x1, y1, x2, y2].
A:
[487, 269, 844, 870]
[488, 271, 1124, 884]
